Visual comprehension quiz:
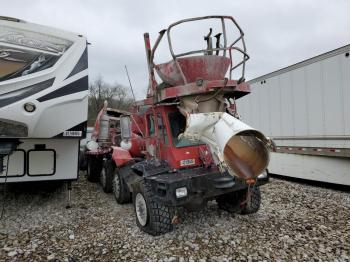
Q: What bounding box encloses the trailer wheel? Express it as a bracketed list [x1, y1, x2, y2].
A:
[133, 180, 174, 236]
[240, 186, 261, 214]
[100, 160, 114, 193]
[113, 169, 131, 204]
[86, 156, 102, 182]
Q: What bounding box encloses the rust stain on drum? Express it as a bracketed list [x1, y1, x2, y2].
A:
[223, 135, 268, 180]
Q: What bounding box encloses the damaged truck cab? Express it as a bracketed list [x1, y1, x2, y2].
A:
[120, 104, 268, 208]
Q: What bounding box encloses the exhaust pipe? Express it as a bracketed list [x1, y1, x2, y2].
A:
[181, 112, 270, 183]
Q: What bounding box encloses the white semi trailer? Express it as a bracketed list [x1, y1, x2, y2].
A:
[237, 44, 350, 185]
[0, 16, 88, 190]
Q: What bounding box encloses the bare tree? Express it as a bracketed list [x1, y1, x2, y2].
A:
[88, 76, 133, 125]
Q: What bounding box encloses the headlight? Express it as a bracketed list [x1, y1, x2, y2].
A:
[86, 140, 99, 151]
[120, 140, 132, 150]
[175, 187, 188, 198]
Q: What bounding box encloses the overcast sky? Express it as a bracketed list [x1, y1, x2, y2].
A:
[2, 0, 350, 99]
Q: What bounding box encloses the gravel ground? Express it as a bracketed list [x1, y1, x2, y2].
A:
[0, 174, 349, 261]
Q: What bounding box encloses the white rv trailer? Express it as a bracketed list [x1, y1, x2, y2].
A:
[237, 44, 350, 186]
[0, 16, 88, 184]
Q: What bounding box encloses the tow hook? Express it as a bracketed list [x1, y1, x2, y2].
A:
[171, 209, 181, 225]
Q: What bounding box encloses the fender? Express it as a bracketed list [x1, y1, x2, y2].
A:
[112, 146, 133, 167]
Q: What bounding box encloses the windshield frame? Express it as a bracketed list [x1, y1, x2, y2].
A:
[167, 111, 205, 148]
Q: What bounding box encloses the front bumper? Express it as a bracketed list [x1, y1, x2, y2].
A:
[145, 167, 268, 206]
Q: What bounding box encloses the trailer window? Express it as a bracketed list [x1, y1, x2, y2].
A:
[157, 113, 168, 144]
[168, 112, 204, 147]
[0, 47, 61, 81]
[0, 27, 72, 81]
[147, 114, 155, 137]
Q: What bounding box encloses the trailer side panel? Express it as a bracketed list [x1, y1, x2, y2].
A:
[237, 44, 350, 185]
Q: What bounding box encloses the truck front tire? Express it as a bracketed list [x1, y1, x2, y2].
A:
[86, 156, 102, 182]
[133, 180, 174, 236]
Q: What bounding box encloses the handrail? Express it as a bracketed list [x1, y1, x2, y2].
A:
[149, 16, 249, 86]
[149, 15, 249, 88]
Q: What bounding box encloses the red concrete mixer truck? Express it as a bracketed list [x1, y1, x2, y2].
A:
[84, 16, 273, 235]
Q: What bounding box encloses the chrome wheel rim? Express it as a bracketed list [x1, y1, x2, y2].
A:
[135, 193, 147, 226]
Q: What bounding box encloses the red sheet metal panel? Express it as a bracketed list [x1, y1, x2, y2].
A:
[112, 146, 133, 167]
[155, 56, 231, 86]
[157, 80, 250, 101]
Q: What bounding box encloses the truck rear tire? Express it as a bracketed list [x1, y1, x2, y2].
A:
[86, 156, 102, 182]
[216, 186, 261, 214]
[79, 150, 87, 171]
[113, 168, 131, 204]
[133, 180, 174, 236]
[100, 160, 114, 193]
[240, 186, 261, 214]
